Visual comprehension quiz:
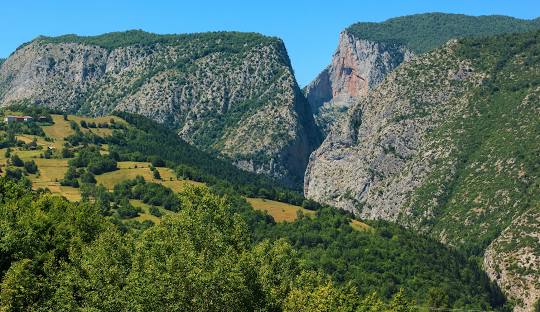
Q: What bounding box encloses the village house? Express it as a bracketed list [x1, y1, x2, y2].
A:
[4, 115, 33, 124]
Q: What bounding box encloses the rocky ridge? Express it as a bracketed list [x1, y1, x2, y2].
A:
[0, 31, 321, 186]
[304, 31, 412, 135]
[305, 13, 540, 137]
[305, 31, 540, 310]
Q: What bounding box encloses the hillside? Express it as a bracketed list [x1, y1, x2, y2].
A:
[305, 30, 540, 310]
[0, 106, 510, 310]
[0, 30, 321, 186]
[305, 13, 540, 136]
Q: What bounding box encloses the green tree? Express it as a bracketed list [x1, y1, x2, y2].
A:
[0, 259, 42, 311]
[10, 154, 23, 167]
[283, 271, 359, 312]
[23, 160, 38, 174]
[426, 288, 449, 311]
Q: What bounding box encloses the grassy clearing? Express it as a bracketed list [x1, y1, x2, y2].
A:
[247, 198, 316, 222]
[130, 199, 163, 224]
[247, 197, 372, 230]
[350, 219, 373, 232]
[96, 161, 202, 191]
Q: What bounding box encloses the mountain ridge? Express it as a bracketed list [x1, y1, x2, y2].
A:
[0, 30, 321, 186]
[305, 30, 540, 310]
[305, 13, 540, 137]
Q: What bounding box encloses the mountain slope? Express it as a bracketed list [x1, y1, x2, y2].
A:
[305, 30, 540, 309]
[0, 30, 321, 186]
[347, 13, 540, 54]
[306, 13, 540, 135]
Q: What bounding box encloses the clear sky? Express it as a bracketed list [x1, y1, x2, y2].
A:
[1, 0, 539, 86]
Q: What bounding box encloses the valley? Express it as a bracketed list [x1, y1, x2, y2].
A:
[0, 11, 538, 312]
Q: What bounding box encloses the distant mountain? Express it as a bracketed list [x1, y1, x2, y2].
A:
[305, 13, 540, 136]
[0, 58, 4, 68]
[347, 13, 540, 54]
[305, 30, 540, 310]
[0, 30, 321, 187]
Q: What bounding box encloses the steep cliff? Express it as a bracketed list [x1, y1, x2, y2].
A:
[306, 13, 540, 136]
[304, 31, 412, 135]
[305, 31, 540, 309]
[0, 30, 321, 186]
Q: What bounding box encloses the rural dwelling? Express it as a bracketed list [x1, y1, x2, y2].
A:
[3, 115, 33, 123]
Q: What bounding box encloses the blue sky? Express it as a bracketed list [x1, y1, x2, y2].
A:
[1, 0, 539, 86]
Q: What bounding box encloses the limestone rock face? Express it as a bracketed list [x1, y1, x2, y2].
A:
[484, 208, 540, 312]
[0, 32, 321, 186]
[305, 41, 478, 218]
[305, 31, 540, 309]
[304, 31, 413, 135]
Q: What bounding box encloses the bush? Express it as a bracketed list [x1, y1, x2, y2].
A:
[61, 148, 74, 158]
[6, 168, 24, 180]
[24, 160, 38, 174]
[149, 206, 163, 217]
[152, 168, 161, 180]
[10, 154, 24, 167]
[150, 156, 166, 167]
[117, 203, 141, 219]
[80, 171, 96, 184]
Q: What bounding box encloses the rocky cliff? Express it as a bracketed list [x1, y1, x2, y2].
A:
[305, 31, 540, 310]
[0, 31, 321, 186]
[304, 31, 412, 135]
[305, 13, 540, 136]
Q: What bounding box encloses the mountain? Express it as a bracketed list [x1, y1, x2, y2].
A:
[305, 13, 540, 135]
[305, 30, 540, 310]
[0, 58, 5, 67]
[0, 30, 321, 186]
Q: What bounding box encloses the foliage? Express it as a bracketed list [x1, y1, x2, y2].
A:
[347, 13, 540, 53]
[37, 29, 282, 53]
[109, 112, 307, 206]
[23, 160, 38, 174]
[9, 154, 23, 167]
[0, 178, 418, 311]
[244, 201, 506, 310]
[112, 176, 180, 212]
[68, 146, 117, 175]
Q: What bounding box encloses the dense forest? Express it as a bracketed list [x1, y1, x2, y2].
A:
[35, 29, 283, 53]
[347, 13, 540, 53]
[0, 177, 422, 311]
[0, 176, 511, 311]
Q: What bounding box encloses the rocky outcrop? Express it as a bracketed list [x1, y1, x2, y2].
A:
[304, 41, 479, 217]
[304, 31, 413, 135]
[0, 31, 321, 186]
[484, 208, 540, 312]
[305, 30, 540, 309]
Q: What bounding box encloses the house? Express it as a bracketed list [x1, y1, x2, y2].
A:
[4, 115, 17, 123]
[4, 115, 33, 123]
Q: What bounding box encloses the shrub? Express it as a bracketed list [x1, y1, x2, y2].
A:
[23, 160, 38, 174]
[149, 206, 163, 217]
[10, 154, 24, 167]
